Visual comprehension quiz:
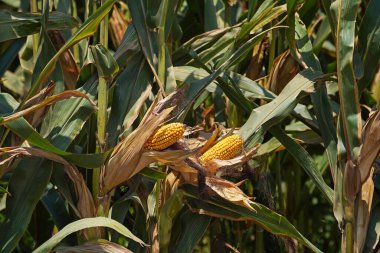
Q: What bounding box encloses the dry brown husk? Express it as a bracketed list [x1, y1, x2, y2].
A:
[167, 135, 259, 212]
[205, 176, 256, 212]
[267, 50, 300, 94]
[358, 110, 380, 183]
[101, 107, 174, 194]
[356, 168, 374, 253]
[354, 110, 380, 252]
[100, 90, 194, 195]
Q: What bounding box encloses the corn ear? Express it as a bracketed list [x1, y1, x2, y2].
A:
[144, 123, 185, 151]
[199, 134, 243, 164]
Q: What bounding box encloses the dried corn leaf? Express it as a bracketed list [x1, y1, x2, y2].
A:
[1, 90, 97, 125]
[179, 138, 205, 150]
[358, 110, 380, 183]
[140, 89, 184, 125]
[0, 146, 71, 177]
[48, 30, 80, 90]
[177, 163, 200, 184]
[0, 147, 96, 221]
[163, 172, 181, 202]
[267, 50, 300, 94]
[23, 82, 56, 108]
[246, 38, 268, 81]
[23, 81, 56, 127]
[109, 5, 128, 47]
[54, 241, 132, 253]
[142, 148, 199, 164]
[356, 168, 374, 253]
[205, 176, 255, 212]
[64, 165, 96, 219]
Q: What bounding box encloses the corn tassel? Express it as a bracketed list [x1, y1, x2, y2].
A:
[144, 123, 185, 151]
[199, 134, 243, 164]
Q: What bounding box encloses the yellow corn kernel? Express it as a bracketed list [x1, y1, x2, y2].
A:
[144, 123, 185, 151]
[199, 134, 243, 163]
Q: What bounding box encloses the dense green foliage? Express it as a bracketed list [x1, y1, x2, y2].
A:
[1, 0, 380, 252]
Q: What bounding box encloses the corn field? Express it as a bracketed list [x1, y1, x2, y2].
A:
[0, 0, 380, 252]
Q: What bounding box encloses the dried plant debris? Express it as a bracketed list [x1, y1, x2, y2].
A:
[205, 176, 255, 212]
[358, 110, 380, 183]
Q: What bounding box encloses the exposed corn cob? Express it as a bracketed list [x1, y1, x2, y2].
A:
[199, 134, 243, 164]
[144, 123, 185, 150]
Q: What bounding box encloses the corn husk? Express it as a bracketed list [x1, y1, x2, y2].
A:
[205, 176, 256, 212]
[101, 90, 193, 195]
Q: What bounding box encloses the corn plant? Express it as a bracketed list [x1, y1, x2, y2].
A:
[0, 0, 380, 252]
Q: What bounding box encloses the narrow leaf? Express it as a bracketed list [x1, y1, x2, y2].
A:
[33, 217, 147, 253]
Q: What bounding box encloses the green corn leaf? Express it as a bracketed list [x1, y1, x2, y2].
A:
[33, 217, 147, 253]
[295, 16, 338, 184]
[170, 209, 211, 253]
[358, 0, 380, 92]
[336, 0, 361, 159]
[159, 190, 185, 253]
[183, 185, 323, 253]
[0, 11, 78, 43]
[25, 0, 116, 101]
[238, 69, 322, 141]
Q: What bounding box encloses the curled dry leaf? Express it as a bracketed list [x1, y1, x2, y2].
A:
[0, 146, 71, 177]
[64, 165, 97, 219]
[142, 148, 199, 165]
[23, 82, 56, 107]
[1, 90, 97, 125]
[344, 159, 361, 203]
[267, 50, 300, 94]
[63, 166, 102, 240]
[205, 176, 255, 212]
[246, 37, 269, 81]
[23, 81, 56, 127]
[162, 172, 181, 202]
[54, 240, 132, 253]
[0, 147, 96, 219]
[103, 137, 199, 194]
[172, 159, 199, 184]
[358, 110, 380, 183]
[48, 30, 80, 90]
[109, 5, 128, 47]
